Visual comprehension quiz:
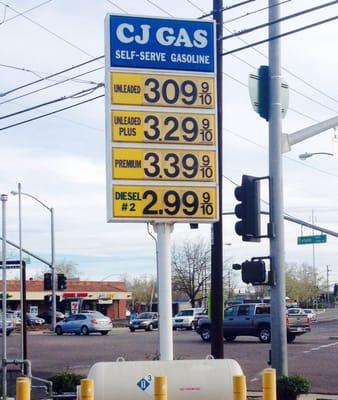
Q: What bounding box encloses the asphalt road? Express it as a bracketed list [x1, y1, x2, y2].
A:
[5, 318, 338, 394]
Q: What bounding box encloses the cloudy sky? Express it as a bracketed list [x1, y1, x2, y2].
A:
[0, 0, 337, 287]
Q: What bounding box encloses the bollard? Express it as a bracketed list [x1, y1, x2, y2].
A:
[154, 376, 167, 400]
[233, 375, 247, 400]
[80, 379, 94, 400]
[16, 377, 31, 400]
[262, 368, 276, 400]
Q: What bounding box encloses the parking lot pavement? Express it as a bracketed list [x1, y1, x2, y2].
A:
[249, 393, 338, 399]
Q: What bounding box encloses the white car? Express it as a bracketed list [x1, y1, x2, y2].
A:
[303, 308, 317, 322]
[173, 308, 205, 330]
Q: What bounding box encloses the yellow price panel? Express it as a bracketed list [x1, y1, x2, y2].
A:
[112, 110, 215, 145]
[112, 148, 216, 182]
[111, 72, 215, 108]
[113, 185, 217, 220]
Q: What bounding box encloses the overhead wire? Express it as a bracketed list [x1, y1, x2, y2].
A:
[0, 63, 103, 85]
[0, 0, 53, 26]
[186, 0, 338, 105]
[144, 0, 174, 17]
[105, 0, 129, 14]
[221, 1, 337, 41]
[0, 1, 103, 63]
[0, 55, 104, 98]
[0, 84, 104, 120]
[0, 66, 104, 106]
[0, 94, 104, 132]
[221, 17, 337, 56]
[198, 0, 256, 20]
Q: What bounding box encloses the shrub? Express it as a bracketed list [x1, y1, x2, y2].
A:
[277, 375, 311, 400]
[48, 371, 85, 394]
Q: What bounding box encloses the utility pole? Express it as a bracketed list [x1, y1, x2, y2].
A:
[268, 0, 288, 376]
[211, 0, 224, 359]
[327, 265, 331, 306]
[311, 209, 318, 310]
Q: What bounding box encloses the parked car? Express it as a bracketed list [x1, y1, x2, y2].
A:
[0, 318, 15, 336]
[37, 311, 65, 323]
[26, 313, 45, 326]
[128, 312, 158, 332]
[6, 311, 21, 326]
[55, 312, 112, 335]
[197, 303, 311, 343]
[173, 308, 205, 330]
[303, 308, 317, 322]
[192, 308, 208, 329]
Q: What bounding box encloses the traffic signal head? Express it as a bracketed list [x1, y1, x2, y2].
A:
[234, 175, 261, 242]
[57, 273, 67, 290]
[334, 283, 338, 297]
[43, 273, 52, 291]
[241, 260, 266, 285]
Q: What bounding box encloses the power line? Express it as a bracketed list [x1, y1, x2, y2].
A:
[0, 63, 102, 86]
[0, 84, 104, 120]
[0, 2, 103, 62]
[0, 66, 104, 106]
[223, 0, 291, 25]
[222, 17, 337, 56]
[221, 1, 336, 41]
[105, 0, 129, 14]
[198, 0, 256, 20]
[0, 94, 104, 132]
[0, 0, 53, 26]
[145, 0, 174, 17]
[0, 55, 104, 98]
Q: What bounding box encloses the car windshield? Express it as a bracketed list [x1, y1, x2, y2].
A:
[288, 308, 304, 314]
[303, 309, 312, 313]
[177, 310, 194, 316]
[138, 313, 154, 319]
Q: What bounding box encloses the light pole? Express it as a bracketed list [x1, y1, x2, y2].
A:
[299, 152, 334, 160]
[11, 187, 56, 331]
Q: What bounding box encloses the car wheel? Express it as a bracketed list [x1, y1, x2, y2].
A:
[55, 326, 63, 336]
[129, 327, 135, 332]
[101, 331, 109, 336]
[173, 327, 177, 331]
[188, 323, 194, 330]
[201, 327, 211, 342]
[224, 334, 236, 342]
[6, 331, 11, 337]
[146, 324, 153, 332]
[287, 333, 296, 343]
[258, 326, 271, 343]
[81, 325, 89, 336]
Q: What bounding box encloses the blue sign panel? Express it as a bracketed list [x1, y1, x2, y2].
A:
[108, 15, 215, 72]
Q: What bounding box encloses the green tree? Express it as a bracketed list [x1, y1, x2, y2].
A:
[171, 239, 210, 307]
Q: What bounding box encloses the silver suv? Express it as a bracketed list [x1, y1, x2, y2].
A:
[173, 308, 204, 330]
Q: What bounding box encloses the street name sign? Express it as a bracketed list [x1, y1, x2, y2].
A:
[297, 235, 327, 245]
[105, 14, 218, 222]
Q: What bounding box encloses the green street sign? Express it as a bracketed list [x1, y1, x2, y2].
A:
[297, 235, 327, 245]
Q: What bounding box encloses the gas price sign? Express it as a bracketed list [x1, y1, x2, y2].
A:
[105, 14, 218, 223]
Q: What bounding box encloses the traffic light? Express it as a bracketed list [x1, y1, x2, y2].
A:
[43, 273, 52, 291]
[334, 284, 338, 297]
[57, 273, 67, 290]
[234, 175, 261, 242]
[241, 260, 266, 285]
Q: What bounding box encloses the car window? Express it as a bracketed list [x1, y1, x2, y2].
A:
[66, 315, 76, 322]
[177, 310, 194, 316]
[138, 313, 153, 319]
[238, 305, 251, 316]
[75, 315, 86, 320]
[256, 306, 270, 315]
[224, 307, 235, 318]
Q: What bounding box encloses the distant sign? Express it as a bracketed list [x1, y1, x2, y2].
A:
[108, 15, 215, 72]
[297, 235, 327, 245]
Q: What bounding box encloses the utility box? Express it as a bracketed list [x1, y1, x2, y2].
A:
[87, 359, 243, 400]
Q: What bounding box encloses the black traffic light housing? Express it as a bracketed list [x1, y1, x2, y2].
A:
[234, 175, 261, 242]
[334, 284, 338, 297]
[57, 273, 67, 290]
[43, 272, 52, 291]
[233, 256, 274, 286]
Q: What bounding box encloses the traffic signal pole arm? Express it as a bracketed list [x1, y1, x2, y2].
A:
[282, 116, 338, 153]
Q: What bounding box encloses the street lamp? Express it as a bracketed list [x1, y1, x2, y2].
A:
[11, 185, 56, 331]
[299, 152, 334, 160]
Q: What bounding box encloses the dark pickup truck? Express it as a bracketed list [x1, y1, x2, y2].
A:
[196, 303, 311, 343]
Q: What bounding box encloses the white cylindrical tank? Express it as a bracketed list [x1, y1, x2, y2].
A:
[87, 359, 243, 400]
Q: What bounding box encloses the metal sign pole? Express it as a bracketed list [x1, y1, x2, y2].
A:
[18, 183, 24, 368]
[1, 194, 8, 400]
[154, 223, 174, 361]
